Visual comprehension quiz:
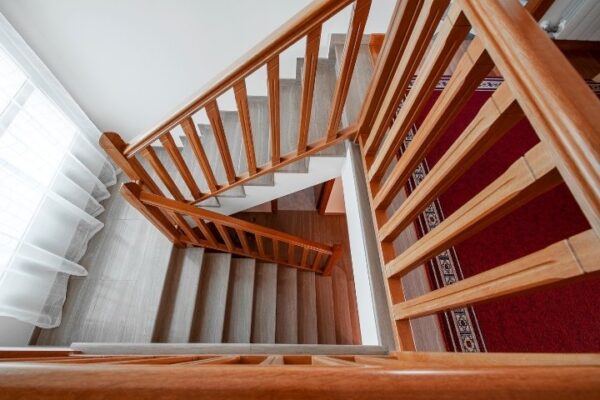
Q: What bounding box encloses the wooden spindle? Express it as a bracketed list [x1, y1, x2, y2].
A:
[215, 223, 235, 251]
[325, 0, 371, 139]
[206, 100, 237, 184]
[322, 244, 342, 276]
[180, 117, 219, 193]
[140, 146, 186, 201]
[191, 216, 217, 246]
[363, 0, 449, 156]
[297, 25, 322, 153]
[236, 228, 251, 254]
[368, 4, 470, 180]
[234, 80, 257, 175]
[384, 142, 562, 278]
[267, 56, 281, 165]
[288, 243, 295, 264]
[159, 132, 203, 199]
[256, 235, 266, 258]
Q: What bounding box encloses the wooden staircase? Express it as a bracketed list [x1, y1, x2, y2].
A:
[152, 247, 355, 344]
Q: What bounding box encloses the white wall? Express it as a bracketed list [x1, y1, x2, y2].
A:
[0, 0, 395, 141]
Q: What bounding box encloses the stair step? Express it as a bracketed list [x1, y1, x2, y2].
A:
[154, 247, 205, 343]
[331, 266, 354, 345]
[297, 270, 318, 344]
[315, 275, 337, 344]
[278, 79, 308, 173]
[332, 40, 374, 129]
[190, 253, 232, 343]
[222, 258, 256, 343]
[251, 262, 278, 343]
[275, 267, 298, 343]
[246, 96, 275, 186]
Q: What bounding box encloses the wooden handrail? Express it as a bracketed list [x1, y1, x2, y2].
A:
[123, 0, 355, 157]
[121, 183, 341, 273]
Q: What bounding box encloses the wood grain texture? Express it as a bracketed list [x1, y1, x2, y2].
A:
[190, 253, 232, 343]
[394, 230, 598, 320]
[363, 0, 449, 155]
[180, 117, 219, 192]
[326, 0, 371, 138]
[205, 100, 236, 184]
[297, 271, 318, 344]
[223, 258, 256, 343]
[159, 132, 202, 199]
[297, 25, 322, 153]
[385, 142, 562, 278]
[234, 80, 257, 175]
[457, 0, 600, 237]
[276, 267, 298, 344]
[140, 146, 186, 200]
[368, 4, 470, 180]
[267, 56, 281, 164]
[154, 247, 204, 343]
[251, 262, 278, 343]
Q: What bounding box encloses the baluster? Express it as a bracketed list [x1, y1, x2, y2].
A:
[180, 117, 219, 192]
[140, 146, 186, 200]
[297, 25, 322, 153]
[234, 79, 257, 175]
[267, 56, 281, 165]
[159, 132, 203, 199]
[206, 100, 236, 184]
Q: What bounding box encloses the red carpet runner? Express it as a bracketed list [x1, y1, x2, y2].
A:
[408, 77, 600, 353]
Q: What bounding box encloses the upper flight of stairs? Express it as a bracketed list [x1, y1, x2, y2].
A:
[141, 34, 373, 216]
[153, 247, 356, 344]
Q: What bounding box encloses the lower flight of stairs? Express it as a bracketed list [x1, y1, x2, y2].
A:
[153, 247, 356, 344]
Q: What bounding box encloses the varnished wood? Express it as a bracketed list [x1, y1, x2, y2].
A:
[191, 216, 218, 246]
[322, 244, 342, 276]
[385, 143, 562, 278]
[124, 0, 355, 156]
[267, 56, 281, 164]
[100, 132, 164, 195]
[159, 132, 203, 199]
[234, 80, 257, 175]
[256, 235, 266, 258]
[206, 100, 236, 184]
[326, 0, 371, 138]
[190, 125, 357, 205]
[363, 0, 449, 155]
[180, 117, 219, 192]
[372, 37, 495, 208]
[379, 84, 522, 237]
[297, 25, 322, 153]
[169, 212, 203, 244]
[457, 0, 600, 237]
[140, 146, 185, 201]
[235, 228, 252, 254]
[120, 183, 183, 247]
[357, 0, 422, 140]
[214, 223, 235, 251]
[368, 4, 470, 180]
[394, 230, 599, 320]
[317, 179, 335, 215]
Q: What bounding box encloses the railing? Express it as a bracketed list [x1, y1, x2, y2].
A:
[122, 182, 341, 274]
[1, 348, 599, 398]
[356, 0, 600, 351]
[100, 0, 372, 205]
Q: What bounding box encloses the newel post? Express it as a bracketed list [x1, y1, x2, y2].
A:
[322, 244, 343, 276]
[120, 183, 184, 248]
[99, 132, 142, 181]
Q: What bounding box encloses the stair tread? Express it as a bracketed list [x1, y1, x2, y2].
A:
[156, 247, 205, 343]
[331, 266, 354, 345]
[223, 258, 256, 343]
[297, 270, 318, 344]
[332, 43, 374, 128]
[190, 253, 232, 343]
[245, 96, 275, 186]
[279, 79, 308, 173]
[315, 275, 337, 344]
[275, 267, 298, 343]
[251, 262, 278, 343]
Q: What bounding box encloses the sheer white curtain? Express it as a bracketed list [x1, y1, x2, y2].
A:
[0, 14, 116, 328]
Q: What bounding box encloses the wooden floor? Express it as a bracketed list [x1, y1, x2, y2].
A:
[235, 210, 362, 344]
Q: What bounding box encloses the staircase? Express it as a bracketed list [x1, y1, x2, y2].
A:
[133, 34, 373, 216]
[152, 247, 355, 344]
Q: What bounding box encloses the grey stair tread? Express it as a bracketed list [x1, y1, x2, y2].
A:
[315, 275, 337, 344]
[297, 270, 318, 344]
[251, 262, 278, 343]
[221, 110, 246, 177]
[331, 266, 354, 344]
[278, 79, 308, 173]
[154, 247, 204, 343]
[333, 43, 374, 128]
[190, 253, 232, 343]
[275, 267, 298, 343]
[73, 342, 388, 355]
[197, 124, 246, 198]
[297, 57, 345, 158]
[223, 258, 256, 343]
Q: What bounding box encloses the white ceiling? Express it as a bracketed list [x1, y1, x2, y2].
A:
[0, 0, 394, 141]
